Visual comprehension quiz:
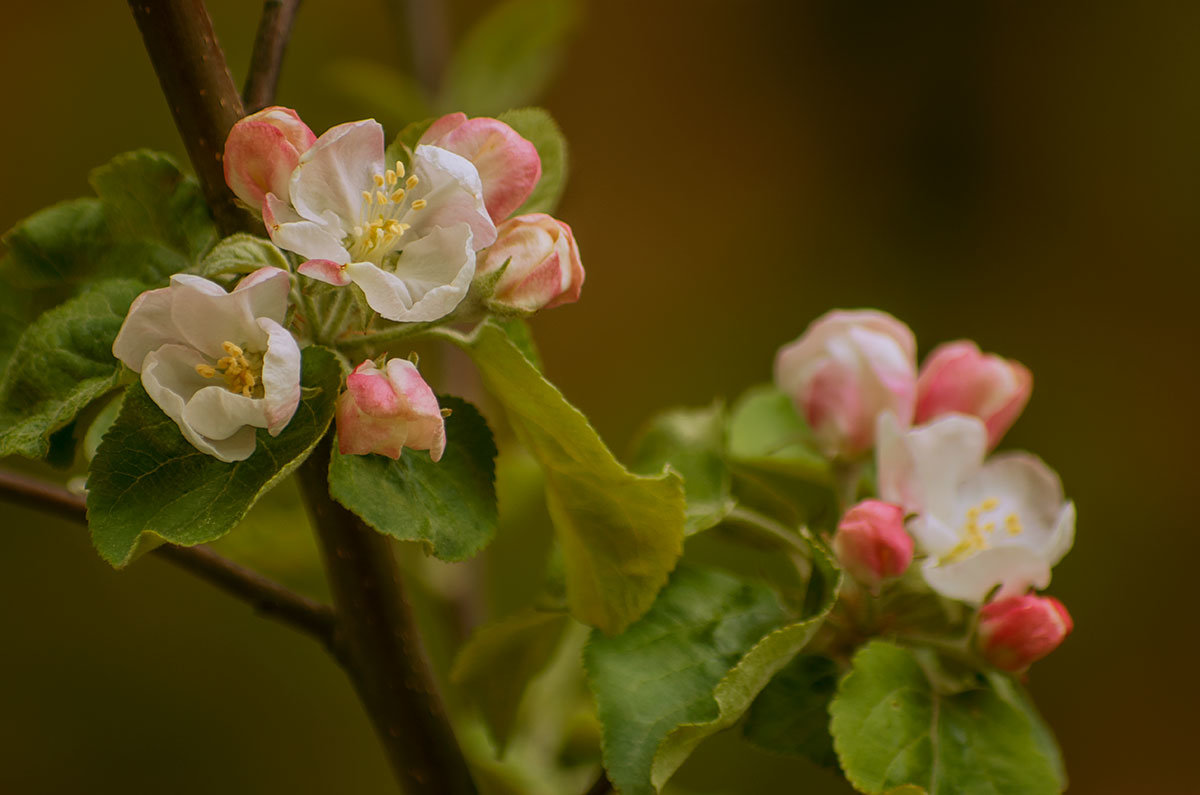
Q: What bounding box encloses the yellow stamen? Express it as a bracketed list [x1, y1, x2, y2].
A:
[376, 190, 388, 205]
[411, 199, 427, 211]
[406, 174, 419, 190]
[373, 173, 384, 187]
[195, 364, 216, 378]
[980, 497, 1000, 511]
[386, 169, 397, 185]
[390, 188, 406, 203]
[395, 160, 405, 177]
[362, 190, 373, 205]
[1005, 513, 1023, 536]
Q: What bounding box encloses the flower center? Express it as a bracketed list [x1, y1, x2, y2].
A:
[344, 160, 428, 263]
[195, 341, 265, 398]
[939, 496, 1024, 564]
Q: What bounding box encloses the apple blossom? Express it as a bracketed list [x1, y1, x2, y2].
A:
[337, 358, 446, 461]
[916, 340, 1032, 449]
[418, 112, 542, 223]
[833, 499, 913, 590]
[479, 213, 584, 312]
[977, 594, 1073, 671]
[112, 267, 302, 463]
[774, 310, 917, 459]
[224, 106, 316, 210]
[876, 413, 1075, 605]
[225, 109, 498, 323]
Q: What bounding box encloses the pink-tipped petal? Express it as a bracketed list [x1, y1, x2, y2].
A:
[298, 259, 353, 287]
[223, 107, 315, 210]
[482, 214, 583, 313]
[916, 340, 1032, 448]
[423, 116, 541, 222]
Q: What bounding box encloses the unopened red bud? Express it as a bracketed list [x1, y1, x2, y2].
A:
[977, 594, 1073, 672]
[832, 499, 913, 589]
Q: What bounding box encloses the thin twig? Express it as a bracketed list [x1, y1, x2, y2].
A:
[0, 469, 337, 651]
[297, 435, 479, 794]
[244, 0, 302, 111]
[127, 0, 258, 235]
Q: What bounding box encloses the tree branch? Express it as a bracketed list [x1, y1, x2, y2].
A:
[0, 469, 337, 651]
[127, 0, 258, 235]
[297, 434, 478, 795]
[244, 0, 302, 111]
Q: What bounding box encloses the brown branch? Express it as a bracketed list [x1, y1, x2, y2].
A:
[243, 0, 302, 111]
[297, 435, 478, 795]
[127, 0, 258, 236]
[0, 469, 337, 651]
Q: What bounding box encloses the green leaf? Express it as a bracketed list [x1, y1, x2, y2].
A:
[385, 117, 438, 173]
[585, 567, 788, 795]
[1, 198, 111, 288]
[648, 544, 841, 792]
[986, 673, 1067, 790]
[328, 395, 499, 561]
[496, 317, 543, 371]
[86, 346, 341, 567]
[497, 108, 568, 215]
[326, 59, 433, 134]
[450, 608, 571, 749]
[198, 233, 289, 278]
[0, 279, 144, 458]
[453, 321, 686, 634]
[441, 0, 581, 117]
[829, 642, 1063, 795]
[743, 654, 840, 767]
[727, 385, 830, 482]
[89, 149, 217, 268]
[630, 403, 735, 534]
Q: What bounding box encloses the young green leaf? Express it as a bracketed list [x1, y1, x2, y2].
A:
[630, 402, 735, 534]
[742, 654, 840, 767]
[384, 117, 438, 173]
[326, 59, 433, 135]
[727, 384, 830, 483]
[86, 346, 341, 567]
[441, 0, 581, 117]
[496, 108, 568, 216]
[648, 543, 841, 792]
[450, 608, 571, 749]
[1, 198, 111, 288]
[327, 395, 499, 561]
[89, 149, 217, 266]
[454, 321, 686, 634]
[0, 279, 144, 459]
[198, 233, 289, 278]
[829, 642, 1063, 794]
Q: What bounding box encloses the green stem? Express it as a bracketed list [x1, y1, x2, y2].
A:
[337, 318, 447, 353]
[320, 290, 355, 344]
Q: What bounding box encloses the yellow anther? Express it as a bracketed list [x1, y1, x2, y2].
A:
[395, 160, 405, 177]
[411, 199, 427, 211]
[966, 506, 981, 520]
[362, 190, 374, 205]
[982, 522, 996, 534]
[216, 356, 235, 369]
[222, 341, 244, 357]
[386, 169, 397, 185]
[373, 173, 385, 187]
[406, 174, 419, 189]
[1005, 514, 1023, 536]
[980, 497, 1000, 512]
[195, 364, 217, 378]
[440, 408, 453, 418]
[390, 189, 406, 203]
[376, 191, 388, 205]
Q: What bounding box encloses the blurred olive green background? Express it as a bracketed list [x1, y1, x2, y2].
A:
[2, 1, 1197, 792]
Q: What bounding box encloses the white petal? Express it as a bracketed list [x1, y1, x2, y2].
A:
[907, 513, 960, 558]
[142, 346, 255, 461]
[258, 318, 302, 434]
[408, 145, 497, 249]
[231, 267, 292, 324]
[183, 385, 270, 442]
[877, 413, 987, 519]
[345, 224, 475, 322]
[266, 194, 352, 264]
[112, 286, 185, 372]
[972, 452, 1066, 531]
[922, 545, 1051, 605]
[290, 120, 385, 230]
[170, 280, 266, 360]
[1042, 500, 1076, 567]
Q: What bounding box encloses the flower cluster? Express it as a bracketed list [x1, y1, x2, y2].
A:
[775, 310, 1073, 671]
[112, 108, 585, 464]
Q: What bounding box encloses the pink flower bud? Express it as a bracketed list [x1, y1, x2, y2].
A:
[915, 341, 1032, 449]
[419, 113, 542, 223]
[832, 499, 913, 589]
[977, 594, 1073, 671]
[224, 106, 316, 210]
[774, 310, 917, 458]
[480, 213, 584, 312]
[336, 359, 446, 461]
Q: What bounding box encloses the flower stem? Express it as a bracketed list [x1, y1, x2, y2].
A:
[297, 434, 478, 794]
[243, 0, 302, 111]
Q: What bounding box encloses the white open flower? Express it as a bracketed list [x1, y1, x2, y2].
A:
[112, 267, 302, 463]
[261, 119, 497, 322]
[875, 412, 1075, 604]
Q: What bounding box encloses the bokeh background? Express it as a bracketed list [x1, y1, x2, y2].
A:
[2, 1, 1198, 792]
